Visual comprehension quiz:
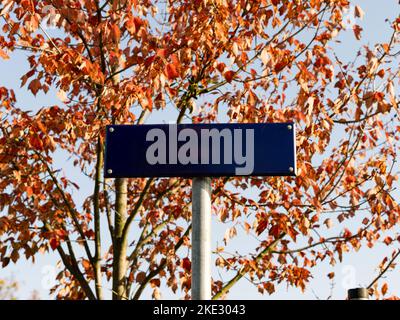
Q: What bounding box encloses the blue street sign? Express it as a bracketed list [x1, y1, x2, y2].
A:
[104, 123, 296, 178]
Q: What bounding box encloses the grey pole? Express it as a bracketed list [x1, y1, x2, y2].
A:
[348, 288, 369, 300]
[192, 177, 212, 300]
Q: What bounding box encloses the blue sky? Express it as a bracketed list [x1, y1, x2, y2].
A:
[1, 0, 400, 300]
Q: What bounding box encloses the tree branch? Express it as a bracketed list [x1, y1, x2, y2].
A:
[367, 250, 400, 289]
[35, 151, 94, 265]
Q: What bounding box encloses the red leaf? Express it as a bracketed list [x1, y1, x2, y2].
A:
[353, 25, 363, 40]
[29, 135, 44, 150]
[28, 79, 41, 96]
[224, 70, 235, 83]
[10, 249, 19, 263]
[133, 17, 144, 31]
[216, 62, 226, 73]
[269, 224, 280, 238]
[144, 55, 156, 67]
[150, 278, 161, 288]
[136, 271, 146, 284]
[274, 61, 287, 73]
[264, 282, 275, 294]
[50, 238, 60, 250]
[85, 229, 95, 239]
[181, 257, 191, 272]
[165, 63, 179, 80]
[256, 220, 268, 235]
[384, 237, 393, 246]
[2, 257, 10, 268]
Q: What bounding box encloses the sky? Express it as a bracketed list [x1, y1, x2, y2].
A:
[1, 0, 400, 300]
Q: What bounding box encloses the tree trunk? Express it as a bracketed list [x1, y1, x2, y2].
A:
[112, 177, 128, 299]
[109, 0, 127, 298]
[93, 137, 104, 300]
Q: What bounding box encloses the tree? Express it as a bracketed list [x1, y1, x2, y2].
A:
[0, 0, 400, 300]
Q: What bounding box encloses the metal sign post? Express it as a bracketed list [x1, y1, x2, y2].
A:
[104, 123, 296, 300]
[348, 288, 369, 300]
[192, 177, 212, 300]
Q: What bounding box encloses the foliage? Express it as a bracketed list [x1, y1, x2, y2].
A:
[1, 0, 400, 299]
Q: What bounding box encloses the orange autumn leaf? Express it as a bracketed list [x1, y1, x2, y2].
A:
[29, 135, 44, 150]
[49, 238, 60, 251]
[149, 278, 161, 288]
[111, 24, 121, 42]
[82, 259, 91, 270]
[224, 70, 235, 83]
[165, 63, 179, 80]
[382, 283, 388, 296]
[353, 25, 363, 40]
[0, 48, 9, 60]
[26, 186, 33, 197]
[28, 79, 41, 96]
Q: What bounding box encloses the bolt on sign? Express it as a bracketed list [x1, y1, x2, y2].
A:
[104, 123, 296, 178]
